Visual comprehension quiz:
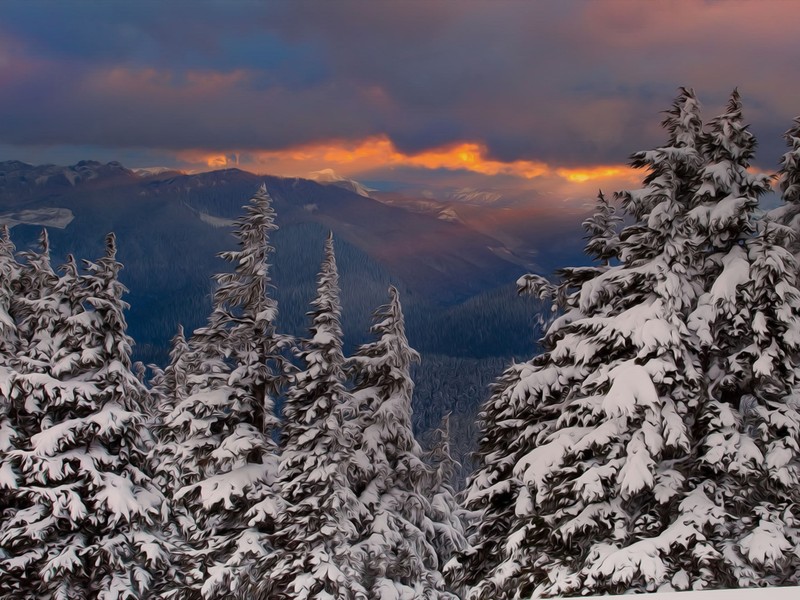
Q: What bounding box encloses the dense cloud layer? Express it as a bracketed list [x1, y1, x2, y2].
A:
[1, 1, 799, 180]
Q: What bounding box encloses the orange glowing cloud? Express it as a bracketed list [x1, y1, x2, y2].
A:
[555, 165, 640, 184]
[395, 142, 550, 179]
[175, 135, 635, 187]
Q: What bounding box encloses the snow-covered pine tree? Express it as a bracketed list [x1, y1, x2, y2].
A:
[0, 233, 166, 600]
[0, 225, 20, 572]
[156, 185, 288, 599]
[584, 190, 622, 267]
[772, 116, 800, 257]
[456, 88, 800, 597]
[0, 230, 65, 574]
[254, 232, 367, 600]
[449, 185, 629, 596]
[0, 225, 18, 358]
[164, 325, 191, 403]
[425, 414, 468, 592]
[141, 325, 195, 599]
[150, 325, 195, 498]
[13, 229, 61, 376]
[682, 91, 800, 588]
[348, 286, 457, 600]
[517, 189, 622, 329]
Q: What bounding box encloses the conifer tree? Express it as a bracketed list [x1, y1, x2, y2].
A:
[0, 233, 166, 600]
[683, 92, 800, 588]
[348, 286, 457, 600]
[0, 225, 18, 358]
[426, 414, 468, 586]
[14, 230, 61, 376]
[584, 191, 621, 266]
[453, 182, 636, 598]
[456, 89, 800, 597]
[0, 225, 20, 577]
[0, 230, 64, 570]
[150, 326, 190, 475]
[255, 232, 367, 600]
[155, 185, 288, 598]
[773, 116, 800, 257]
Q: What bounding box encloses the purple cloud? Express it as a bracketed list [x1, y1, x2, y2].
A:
[0, 0, 798, 173]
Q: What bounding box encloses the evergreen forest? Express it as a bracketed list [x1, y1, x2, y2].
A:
[3, 89, 800, 599]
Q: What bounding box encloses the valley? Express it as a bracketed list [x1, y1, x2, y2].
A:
[0, 159, 586, 477]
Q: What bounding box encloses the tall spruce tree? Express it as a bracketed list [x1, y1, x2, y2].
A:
[348, 286, 457, 600]
[0, 230, 69, 594]
[773, 116, 800, 257]
[149, 326, 190, 487]
[0, 225, 18, 358]
[0, 225, 20, 578]
[682, 92, 800, 588]
[451, 184, 632, 597]
[0, 233, 166, 599]
[254, 233, 367, 600]
[584, 191, 621, 266]
[425, 414, 468, 589]
[155, 185, 288, 599]
[455, 89, 800, 597]
[13, 230, 61, 378]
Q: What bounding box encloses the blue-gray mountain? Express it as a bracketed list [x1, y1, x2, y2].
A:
[0, 160, 585, 478]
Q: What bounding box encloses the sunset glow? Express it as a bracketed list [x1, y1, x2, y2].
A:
[555, 166, 638, 184]
[175, 137, 635, 190]
[2, 1, 798, 205]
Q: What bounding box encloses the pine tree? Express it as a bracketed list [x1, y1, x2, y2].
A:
[0, 230, 65, 584]
[0, 233, 166, 599]
[452, 181, 644, 598]
[254, 232, 367, 600]
[683, 92, 800, 588]
[14, 230, 61, 377]
[150, 325, 191, 487]
[584, 191, 621, 266]
[0, 225, 18, 358]
[348, 286, 457, 600]
[773, 116, 800, 257]
[155, 185, 288, 598]
[426, 414, 468, 591]
[456, 89, 800, 597]
[0, 225, 20, 580]
[517, 188, 622, 330]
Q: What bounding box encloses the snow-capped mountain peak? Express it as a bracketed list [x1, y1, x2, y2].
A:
[448, 187, 504, 205]
[307, 168, 374, 198]
[134, 166, 185, 177]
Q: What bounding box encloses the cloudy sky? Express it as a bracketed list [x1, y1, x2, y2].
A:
[2, 0, 799, 205]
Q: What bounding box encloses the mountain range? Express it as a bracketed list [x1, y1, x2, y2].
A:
[0, 159, 589, 475]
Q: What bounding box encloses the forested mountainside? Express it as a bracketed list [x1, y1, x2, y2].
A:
[4, 89, 800, 599]
[0, 161, 558, 477]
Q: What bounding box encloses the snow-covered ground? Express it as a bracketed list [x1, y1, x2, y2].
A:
[0, 207, 74, 229]
[197, 211, 236, 228]
[586, 587, 800, 599]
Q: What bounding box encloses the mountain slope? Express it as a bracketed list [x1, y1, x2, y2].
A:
[0, 161, 548, 360]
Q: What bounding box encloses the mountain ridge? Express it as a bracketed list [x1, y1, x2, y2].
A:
[0, 160, 536, 300]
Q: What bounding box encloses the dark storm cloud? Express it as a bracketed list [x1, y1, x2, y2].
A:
[1, 0, 799, 169]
